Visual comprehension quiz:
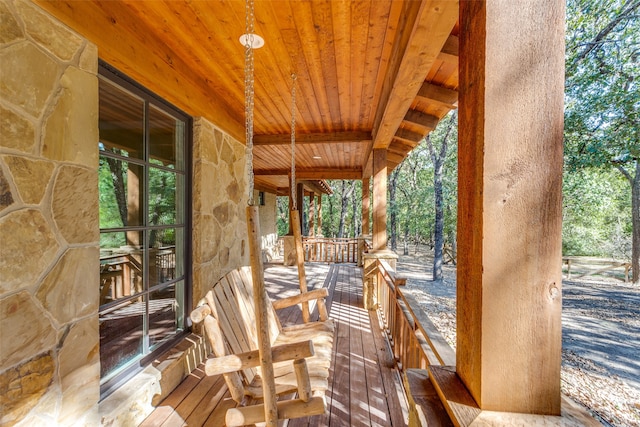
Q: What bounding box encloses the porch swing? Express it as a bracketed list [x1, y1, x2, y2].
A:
[188, 1, 333, 425]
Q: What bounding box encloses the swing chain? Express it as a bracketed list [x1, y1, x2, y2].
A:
[244, 0, 255, 205]
[290, 73, 297, 210]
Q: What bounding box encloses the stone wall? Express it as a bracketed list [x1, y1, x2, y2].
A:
[0, 1, 100, 426]
[258, 191, 280, 261]
[192, 117, 250, 304]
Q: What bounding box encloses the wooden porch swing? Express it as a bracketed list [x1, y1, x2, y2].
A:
[189, 3, 333, 425]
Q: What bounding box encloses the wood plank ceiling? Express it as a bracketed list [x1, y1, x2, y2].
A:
[36, 0, 459, 195]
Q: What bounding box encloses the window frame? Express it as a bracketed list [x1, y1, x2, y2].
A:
[98, 62, 193, 399]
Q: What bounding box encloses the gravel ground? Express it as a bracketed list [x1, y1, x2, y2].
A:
[396, 253, 640, 427]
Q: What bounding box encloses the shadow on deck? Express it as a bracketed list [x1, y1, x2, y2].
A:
[141, 263, 408, 426]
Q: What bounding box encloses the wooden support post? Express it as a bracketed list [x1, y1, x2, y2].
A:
[246, 206, 278, 425]
[372, 149, 387, 250]
[457, 0, 564, 415]
[362, 177, 370, 235]
[308, 192, 315, 237]
[290, 209, 310, 323]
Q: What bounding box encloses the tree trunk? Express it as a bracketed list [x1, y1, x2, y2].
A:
[338, 180, 355, 238]
[389, 168, 401, 251]
[633, 162, 639, 284]
[616, 159, 639, 284]
[327, 197, 334, 237]
[351, 183, 359, 237]
[403, 221, 409, 255]
[427, 133, 447, 282]
[432, 157, 444, 281]
[105, 156, 127, 226]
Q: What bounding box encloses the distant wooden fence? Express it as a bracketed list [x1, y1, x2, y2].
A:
[302, 237, 359, 263]
[563, 256, 632, 282]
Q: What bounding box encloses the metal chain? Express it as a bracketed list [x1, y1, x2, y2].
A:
[290, 73, 297, 210]
[244, 0, 255, 205]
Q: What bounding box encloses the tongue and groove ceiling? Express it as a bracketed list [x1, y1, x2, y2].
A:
[36, 0, 459, 195]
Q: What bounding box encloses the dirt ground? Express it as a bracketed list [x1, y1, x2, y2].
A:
[396, 250, 640, 427]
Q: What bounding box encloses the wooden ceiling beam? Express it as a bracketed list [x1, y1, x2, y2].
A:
[403, 109, 440, 131]
[254, 168, 363, 180]
[390, 139, 420, 153]
[437, 35, 459, 64]
[416, 82, 459, 109]
[254, 131, 371, 146]
[301, 180, 332, 196]
[386, 151, 406, 165]
[395, 128, 425, 144]
[370, 0, 458, 151]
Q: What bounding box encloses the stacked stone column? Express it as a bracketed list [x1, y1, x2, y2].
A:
[1, 1, 100, 425]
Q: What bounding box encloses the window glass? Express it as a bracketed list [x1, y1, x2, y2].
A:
[99, 294, 144, 378]
[148, 167, 177, 226]
[149, 281, 184, 350]
[99, 77, 144, 159]
[148, 228, 183, 288]
[98, 65, 189, 390]
[99, 158, 144, 228]
[149, 105, 185, 170]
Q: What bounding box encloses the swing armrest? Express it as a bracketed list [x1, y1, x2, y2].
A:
[205, 340, 315, 376]
[271, 288, 328, 310]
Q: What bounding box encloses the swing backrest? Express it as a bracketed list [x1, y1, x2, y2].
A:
[200, 266, 281, 384]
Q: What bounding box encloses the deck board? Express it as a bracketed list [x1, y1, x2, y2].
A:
[142, 263, 408, 426]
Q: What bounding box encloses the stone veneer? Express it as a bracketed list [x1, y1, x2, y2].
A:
[191, 117, 250, 304]
[0, 1, 100, 426]
[259, 191, 280, 261]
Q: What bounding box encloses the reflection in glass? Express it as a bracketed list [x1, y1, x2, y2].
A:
[149, 105, 185, 170]
[99, 294, 144, 379]
[149, 282, 184, 349]
[100, 231, 144, 306]
[148, 167, 178, 226]
[148, 228, 183, 288]
[99, 157, 144, 228]
[98, 77, 144, 159]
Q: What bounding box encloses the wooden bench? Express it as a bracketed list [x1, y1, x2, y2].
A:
[190, 266, 334, 425]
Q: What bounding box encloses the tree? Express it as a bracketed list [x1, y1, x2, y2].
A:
[565, 0, 640, 283]
[337, 180, 356, 238]
[389, 164, 404, 251]
[425, 111, 457, 281]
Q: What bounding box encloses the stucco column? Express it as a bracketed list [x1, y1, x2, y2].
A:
[372, 149, 387, 251]
[457, 0, 565, 415]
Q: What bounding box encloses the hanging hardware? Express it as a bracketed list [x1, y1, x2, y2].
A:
[290, 73, 297, 210]
[243, 0, 259, 205]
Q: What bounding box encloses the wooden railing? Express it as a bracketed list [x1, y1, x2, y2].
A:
[372, 259, 456, 372]
[302, 237, 359, 263]
[100, 246, 176, 306]
[563, 256, 632, 282]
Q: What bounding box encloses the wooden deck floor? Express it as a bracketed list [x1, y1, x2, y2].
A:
[141, 263, 408, 427]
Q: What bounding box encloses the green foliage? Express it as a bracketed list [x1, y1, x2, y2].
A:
[562, 168, 631, 257]
[565, 0, 639, 169]
[564, 0, 638, 263]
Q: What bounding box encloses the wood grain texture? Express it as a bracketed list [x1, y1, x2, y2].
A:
[372, 149, 388, 250]
[457, 0, 565, 414]
[34, 0, 459, 195]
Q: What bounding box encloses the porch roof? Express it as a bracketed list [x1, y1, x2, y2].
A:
[35, 0, 459, 194]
